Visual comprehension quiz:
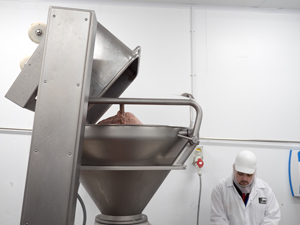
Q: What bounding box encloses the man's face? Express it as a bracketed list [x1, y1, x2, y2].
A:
[235, 171, 254, 187]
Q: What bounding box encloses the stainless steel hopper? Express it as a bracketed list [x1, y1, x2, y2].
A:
[80, 98, 202, 225]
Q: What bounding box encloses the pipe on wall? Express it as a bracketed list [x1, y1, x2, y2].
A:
[2, 127, 300, 144]
[189, 6, 196, 127]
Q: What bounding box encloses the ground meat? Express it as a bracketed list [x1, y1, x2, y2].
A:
[98, 110, 142, 125]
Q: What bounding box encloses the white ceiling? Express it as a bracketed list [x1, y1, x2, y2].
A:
[114, 0, 300, 10]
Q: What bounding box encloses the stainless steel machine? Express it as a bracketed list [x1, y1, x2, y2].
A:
[6, 6, 202, 225]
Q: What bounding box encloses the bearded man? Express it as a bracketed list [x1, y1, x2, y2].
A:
[210, 150, 280, 225]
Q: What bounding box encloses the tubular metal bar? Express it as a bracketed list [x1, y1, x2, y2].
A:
[200, 137, 300, 144]
[2, 127, 300, 144]
[0, 127, 32, 132]
[1, 127, 300, 144]
[88, 97, 203, 141]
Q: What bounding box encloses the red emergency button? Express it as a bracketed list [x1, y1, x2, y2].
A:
[196, 158, 204, 168]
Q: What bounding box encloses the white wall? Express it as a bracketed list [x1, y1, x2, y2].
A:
[193, 6, 300, 225]
[1, 1, 300, 225]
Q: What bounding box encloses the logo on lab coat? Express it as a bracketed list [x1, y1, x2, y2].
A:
[259, 197, 267, 204]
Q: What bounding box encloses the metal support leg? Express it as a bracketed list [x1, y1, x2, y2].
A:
[20, 7, 97, 225]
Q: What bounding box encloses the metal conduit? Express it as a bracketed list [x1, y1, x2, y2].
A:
[1, 126, 300, 144]
[0, 127, 32, 132]
[189, 6, 196, 127]
[200, 137, 300, 144]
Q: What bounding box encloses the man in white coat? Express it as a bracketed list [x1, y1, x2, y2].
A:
[210, 150, 280, 225]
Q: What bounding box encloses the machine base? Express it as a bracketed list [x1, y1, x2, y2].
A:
[95, 214, 151, 225]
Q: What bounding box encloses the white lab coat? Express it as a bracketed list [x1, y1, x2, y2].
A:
[210, 176, 280, 225]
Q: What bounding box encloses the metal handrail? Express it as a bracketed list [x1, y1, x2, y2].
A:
[88, 97, 203, 144]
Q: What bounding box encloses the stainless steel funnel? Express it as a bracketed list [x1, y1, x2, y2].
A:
[80, 168, 171, 216]
[80, 125, 189, 216]
[80, 98, 203, 223]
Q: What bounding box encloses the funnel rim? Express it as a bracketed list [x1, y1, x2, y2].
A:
[97, 214, 144, 221]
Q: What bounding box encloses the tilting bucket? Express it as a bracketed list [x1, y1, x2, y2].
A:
[87, 23, 141, 124]
[5, 22, 141, 121]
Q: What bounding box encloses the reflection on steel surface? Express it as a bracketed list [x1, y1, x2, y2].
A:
[82, 125, 189, 166]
